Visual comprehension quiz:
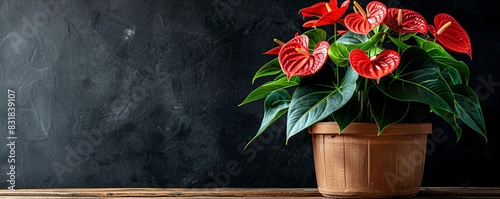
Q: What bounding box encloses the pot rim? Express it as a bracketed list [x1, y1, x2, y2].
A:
[308, 122, 432, 135]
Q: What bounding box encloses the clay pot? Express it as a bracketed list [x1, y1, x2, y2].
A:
[308, 122, 432, 198]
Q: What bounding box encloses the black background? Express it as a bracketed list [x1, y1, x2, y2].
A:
[0, 0, 499, 188]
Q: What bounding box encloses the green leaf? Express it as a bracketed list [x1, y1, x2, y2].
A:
[441, 67, 462, 86]
[372, 25, 380, 34]
[426, 48, 453, 58]
[376, 47, 457, 116]
[286, 67, 358, 143]
[337, 31, 369, 44]
[411, 36, 470, 83]
[274, 73, 287, 81]
[328, 32, 383, 67]
[287, 85, 356, 143]
[343, 65, 360, 85]
[368, 88, 410, 134]
[240, 76, 300, 106]
[388, 35, 411, 51]
[328, 32, 368, 67]
[433, 56, 470, 84]
[367, 46, 384, 58]
[451, 84, 487, 140]
[373, 24, 390, 35]
[252, 58, 282, 84]
[431, 85, 488, 141]
[430, 106, 463, 140]
[245, 89, 291, 149]
[412, 36, 452, 58]
[357, 33, 384, 51]
[303, 29, 327, 50]
[328, 42, 351, 66]
[331, 93, 360, 132]
[400, 33, 414, 41]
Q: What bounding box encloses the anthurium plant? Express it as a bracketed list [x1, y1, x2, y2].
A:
[240, 0, 486, 145]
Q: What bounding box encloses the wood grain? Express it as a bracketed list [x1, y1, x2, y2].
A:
[0, 187, 498, 198]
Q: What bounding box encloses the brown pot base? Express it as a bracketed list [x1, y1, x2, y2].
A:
[309, 122, 432, 198]
[320, 192, 417, 198]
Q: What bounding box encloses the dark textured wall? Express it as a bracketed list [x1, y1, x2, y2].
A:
[0, 0, 498, 188]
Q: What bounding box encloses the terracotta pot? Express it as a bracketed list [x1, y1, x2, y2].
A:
[308, 122, 432, 198]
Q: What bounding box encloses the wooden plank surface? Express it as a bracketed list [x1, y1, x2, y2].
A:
[0, 187, 498, 198]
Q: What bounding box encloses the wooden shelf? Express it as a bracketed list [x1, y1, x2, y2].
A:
[0, 187, 498, 198]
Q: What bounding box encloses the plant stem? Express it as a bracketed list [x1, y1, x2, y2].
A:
[398, 32, 402, 54]
[334, 23, 340, 86]
[334, 66, 338, 87]
[334, 23, 337, 42]
[380, 33, 386, 48]
[363, 78, 369, 121]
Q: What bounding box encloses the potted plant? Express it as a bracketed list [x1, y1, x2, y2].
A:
[240, 0, 486, 198]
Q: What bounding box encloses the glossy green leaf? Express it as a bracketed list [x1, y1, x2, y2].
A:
[426, 48, 453, 58]
[430, 106, 463, 140]
[433, 56, 470, 84]
[328, 42, 351, 66]
[287, 85, 356, 141]
[366, 46, 384, 58]
[240, 76, 300, 106]
[412, 35, 451, 57]
[303, 29, 327, 50]
[441, 67, 462, 86]
[286, 67, 358, 143]
[372, 25, 381, 34]
[251, 58, 282, 84]
[451, 84, 487, 140]
[274, 73, 287, 81]
[412, 36, 470, 83]
[336, 31, 369, 44]
[372, 24, 390, 35]
[376, 47, 456, 116]
[388, 35, 411, 51]
[400, 33, 414, 41]
[328, 32, 383, 67]
[368, 88, 410, 134]
[245, 89, 291, 149]
[331, 93, 360, 132]
[356, 33, 384, 51]
[343, 65, 360, 85]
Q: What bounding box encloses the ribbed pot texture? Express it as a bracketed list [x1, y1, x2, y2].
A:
[308, 122, 432, 198]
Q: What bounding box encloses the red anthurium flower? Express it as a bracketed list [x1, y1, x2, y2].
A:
[383, 8, 428, 35]
[349, 49, 400, 83]
[429, 13, 472, 59]
[278, 35, 330, 79]
[300, 0, 350, 27]
[299, 1, 331, 17]
[344, 1, 387, 35]
[263, 33, 300, 55]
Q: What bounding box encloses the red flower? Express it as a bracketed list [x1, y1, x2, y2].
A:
[344, 1, 387, 35]
[383, 8, 428, 35]
[278, 35, 330, 79]
[349, 49, 400, 83]
[300, 0, 350, 27]
[429, 13, 472, 59]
